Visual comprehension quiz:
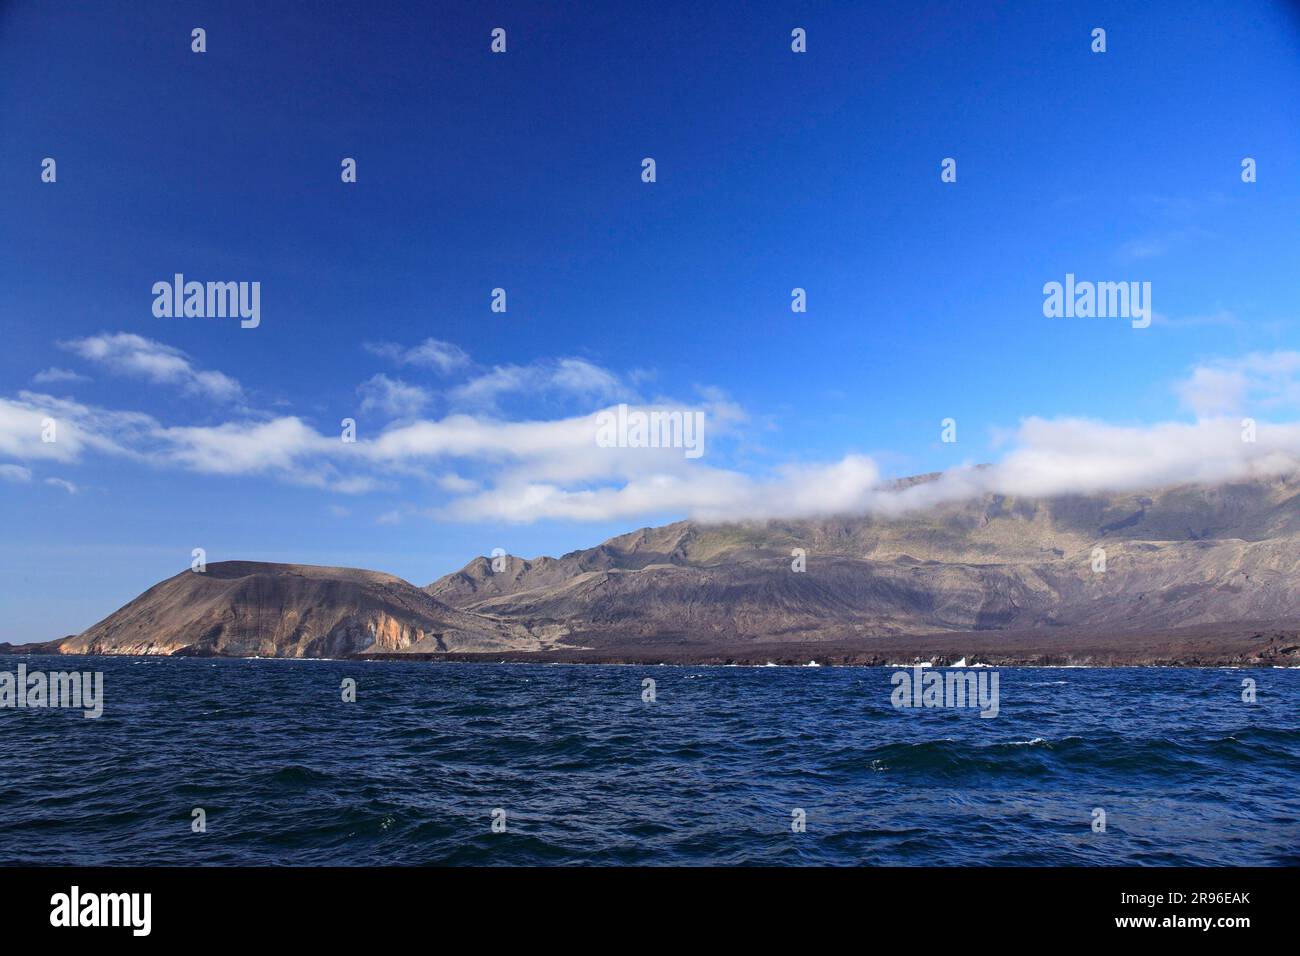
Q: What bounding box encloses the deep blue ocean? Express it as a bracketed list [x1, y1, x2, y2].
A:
[1, 656, 1297, 866]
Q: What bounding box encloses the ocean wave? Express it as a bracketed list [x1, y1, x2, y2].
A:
[2, 659, 1297, 866]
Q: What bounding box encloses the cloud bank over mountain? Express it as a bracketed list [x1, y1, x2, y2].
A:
[5, 340, 1300, 524]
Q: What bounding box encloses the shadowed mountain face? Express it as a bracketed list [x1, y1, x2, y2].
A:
[57, 561, 540, 658]
[25, 475, 1300, 662]
[425, 476, 1300, 648]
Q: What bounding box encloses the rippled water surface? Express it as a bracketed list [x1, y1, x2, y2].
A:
[2, 656, 1297, 865]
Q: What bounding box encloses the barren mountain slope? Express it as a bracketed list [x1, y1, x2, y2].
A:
[58, 561, 542, 657]
[426, 476, 1300, 645]
[23, 476, 1300, 662]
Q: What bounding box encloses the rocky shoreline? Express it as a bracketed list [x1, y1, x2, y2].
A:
[8, 620, 1296, 668]
[356, 622, 1300, 668]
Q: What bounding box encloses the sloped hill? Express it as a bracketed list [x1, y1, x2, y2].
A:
[426, 476, 1300, 646]
[58, 561, 540, 657]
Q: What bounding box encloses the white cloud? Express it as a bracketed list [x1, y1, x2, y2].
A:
[0, 392, 151, 463]
[907, 417, 1299, 508]
[149, 416, 384, 494]
[44, 477, 78, 494]
[60, 333, 242, 402]
[1175, 351, 1300, 417]
[330, 475, 387, 494]
[362, 398, 742, 487]
[365, 338, 469, 374]
[32, 367, 88, 385]
[434, 412, 1300, 524]
[357, 373, 432, 418]
[155, 416, 330, 476]
[448, 358, 629, 409]
[551, 359, 624, 398]
[10, 349, 1300, 528]
[362, 340, 629, 413]
[19, 390, 1300, 526]
[436, 473, 478, 493]
[441, 455, 882, 523]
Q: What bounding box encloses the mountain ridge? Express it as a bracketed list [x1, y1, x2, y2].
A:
[10, 474, 1300, 665]
[424, 476, 1300, 644]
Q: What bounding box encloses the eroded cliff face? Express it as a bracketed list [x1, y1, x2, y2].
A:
[298, 612, 466, 657]
[76, 635, 193, 656]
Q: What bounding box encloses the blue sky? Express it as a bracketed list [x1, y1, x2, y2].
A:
[2, 0, 1300, 642]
